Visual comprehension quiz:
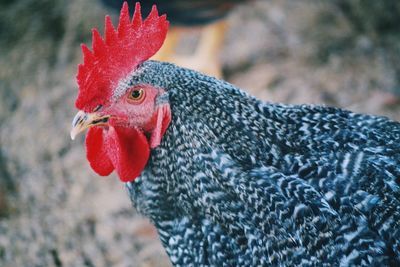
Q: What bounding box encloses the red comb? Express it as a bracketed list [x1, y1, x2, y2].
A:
[75, 2, 169, 111]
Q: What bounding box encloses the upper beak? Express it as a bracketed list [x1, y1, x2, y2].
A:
[70, 111, 110, 140]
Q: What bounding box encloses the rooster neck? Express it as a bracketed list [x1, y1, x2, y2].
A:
[126, 109, 270, 223]
[124, 61, 400, 266]
[127, 60, 279, 222]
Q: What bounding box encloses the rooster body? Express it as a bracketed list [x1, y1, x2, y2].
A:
[71, 4, 400, 266]
[125, 61, 400, 266]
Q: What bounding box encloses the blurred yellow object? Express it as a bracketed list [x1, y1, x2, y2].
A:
[153, 21, 227, 78]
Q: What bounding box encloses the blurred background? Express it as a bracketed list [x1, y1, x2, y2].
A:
[0, 0, 399, 266]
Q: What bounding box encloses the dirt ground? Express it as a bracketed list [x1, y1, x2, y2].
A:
[0, 0, 399, 266]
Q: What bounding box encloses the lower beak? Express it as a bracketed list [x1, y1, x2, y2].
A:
[70, 111, 110, 140]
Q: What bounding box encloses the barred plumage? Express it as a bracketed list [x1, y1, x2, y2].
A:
[125, 60, 400, 266]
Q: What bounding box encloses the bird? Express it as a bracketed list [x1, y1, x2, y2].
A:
[99, 0, 252, 78]
[70, 3, 400, 266]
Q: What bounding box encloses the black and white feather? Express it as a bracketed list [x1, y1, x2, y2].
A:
[126, 61, 400, 266]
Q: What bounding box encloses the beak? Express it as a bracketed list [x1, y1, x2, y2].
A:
[70, 110, 110, 140]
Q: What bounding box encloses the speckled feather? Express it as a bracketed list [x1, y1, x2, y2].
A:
[125, 61, 400, 266]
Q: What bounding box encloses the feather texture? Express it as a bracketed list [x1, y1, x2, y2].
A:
[126, 61, 400, 266]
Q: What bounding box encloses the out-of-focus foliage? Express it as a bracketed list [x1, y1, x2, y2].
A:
[334, 0, 400, 37]
[334, 1, 400, 94]
[0, 0, 66, 48]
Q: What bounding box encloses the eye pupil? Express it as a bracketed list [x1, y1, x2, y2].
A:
[131, 90, 141, 98]
[128, 88, 145, 102]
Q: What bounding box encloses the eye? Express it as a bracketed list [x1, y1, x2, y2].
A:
[128, 88, 145, 103]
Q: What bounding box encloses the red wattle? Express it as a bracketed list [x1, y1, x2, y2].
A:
[103, 126, 150, 182]
[86, 127, 114, 176]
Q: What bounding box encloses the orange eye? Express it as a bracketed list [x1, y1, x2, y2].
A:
[128, 88, 145, 103]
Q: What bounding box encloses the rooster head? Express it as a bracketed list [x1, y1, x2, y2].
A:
[70, 2, 171, 182]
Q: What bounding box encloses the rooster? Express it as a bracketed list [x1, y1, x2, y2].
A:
[71, 3, 400, 266]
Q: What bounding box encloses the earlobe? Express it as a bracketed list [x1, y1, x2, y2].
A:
[150, 104, 171, 148]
